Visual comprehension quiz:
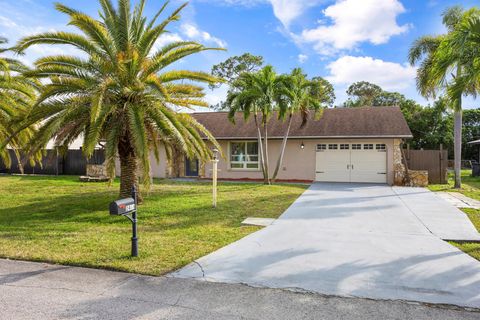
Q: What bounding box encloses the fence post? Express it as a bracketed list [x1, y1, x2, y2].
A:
[439, 144, 443, 184]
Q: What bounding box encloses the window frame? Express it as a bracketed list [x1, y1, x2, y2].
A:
[363, 143, 374, 150]
[328, 144, 338, 150]
[228, 141, 260, 171]
[351, 143, 362, 150]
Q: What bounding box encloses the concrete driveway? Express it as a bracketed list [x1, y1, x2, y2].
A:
[173, 183, 480, 308]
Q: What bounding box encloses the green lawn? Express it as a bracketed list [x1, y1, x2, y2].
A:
[0, 175, 307, 275]
[429, 170, 480, 261]
[428, 169, 480, 201]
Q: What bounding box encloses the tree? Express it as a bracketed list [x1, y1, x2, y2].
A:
[409, 6, 477, 188]
[438, 9, 480, 162]
[12, 0, 222, 201]
[344, 81, 382, 107]
[462, 109, 480, 161]
[210, 53, 264, 88]
[226, 65, 278, 184]
[374, 91, 407, 106]
[0, 37, 39, 170]
[311, 77, 336, 107]
[272, 70, 332, 181]
[401, 98, 453, 151]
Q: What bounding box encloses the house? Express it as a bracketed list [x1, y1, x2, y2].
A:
[152, 106, 413, 185]
[1, 136, 105, 175]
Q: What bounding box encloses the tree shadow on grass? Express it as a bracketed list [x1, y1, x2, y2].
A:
[0, 179, 302, 235]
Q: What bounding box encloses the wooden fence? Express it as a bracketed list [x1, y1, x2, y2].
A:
[404, 147, 448, 184]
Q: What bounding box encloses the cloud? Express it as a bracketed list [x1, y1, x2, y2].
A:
[151, 33, 184, 53]
[298, 54, 308, 63]
[299, 0, 409, 54]
[180, 23, 227, 47]
[0, 15, 83, 65]
[325, 55, 416, 91]
[0, 16, 18, 28]
[269, 0, 322, 28]
[204, 85, 228, 107]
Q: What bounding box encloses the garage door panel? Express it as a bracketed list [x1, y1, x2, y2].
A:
[350, 150, 387, 183]
[315, 151, 350, 182]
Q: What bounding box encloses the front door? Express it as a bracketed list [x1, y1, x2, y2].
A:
[185, 157, 199, 177]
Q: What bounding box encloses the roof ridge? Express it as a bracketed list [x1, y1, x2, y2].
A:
[191, 106, 400, 115]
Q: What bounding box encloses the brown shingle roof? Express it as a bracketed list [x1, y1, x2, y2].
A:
[192, 106, 412, 139]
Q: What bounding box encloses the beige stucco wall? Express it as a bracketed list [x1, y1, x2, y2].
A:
[115, 144, 169, 179]
[200, 138, 400, 185]
[116, 138, 403, 185]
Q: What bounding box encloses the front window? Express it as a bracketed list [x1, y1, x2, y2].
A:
[230, 141, 259, 169]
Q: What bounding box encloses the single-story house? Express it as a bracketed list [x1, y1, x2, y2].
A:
[151, 106, 413, 185]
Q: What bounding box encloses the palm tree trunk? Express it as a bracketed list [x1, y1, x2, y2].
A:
[118, 136, 142, 202]
[272, 113, 292, 182]
[254, 114, 267, 179]
[263, 117, 270, 185]
[453, 106, 462, 189]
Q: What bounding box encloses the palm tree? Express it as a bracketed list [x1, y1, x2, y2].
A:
[272, 69, 328, 181]
[0, 37, 39, 170]
[226, 65, 278, 184]
[440, 9, 480, 110]
[408, 6, 467, 188]
[11, 0, 222, 201]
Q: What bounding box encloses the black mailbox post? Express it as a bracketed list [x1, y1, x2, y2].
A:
[109, 186, 139, 257]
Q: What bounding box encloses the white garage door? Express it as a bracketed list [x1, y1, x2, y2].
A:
[315, 143, 387, 183]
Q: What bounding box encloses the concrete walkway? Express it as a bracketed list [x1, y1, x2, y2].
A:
[1, 259, 479, 320]
[173, 183, 480, 308]
[436, 192, 480, 209]
[392, 187, 480, 241]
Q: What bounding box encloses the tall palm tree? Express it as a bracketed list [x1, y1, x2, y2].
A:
[12, 0, 222, 200]
[0, 37, 39, 170]
[272, 68, 327, 181]
[440, 9, 480, 109]
[408, 6, 466, 188]
[226, 65, 278, 184]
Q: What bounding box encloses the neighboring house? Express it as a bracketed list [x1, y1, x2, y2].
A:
[1, 136, 104, 175]
[153, 106, 413, 185]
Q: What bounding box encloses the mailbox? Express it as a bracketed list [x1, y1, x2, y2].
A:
[109, 185, 139, 257]
[109, 198, 136, 216]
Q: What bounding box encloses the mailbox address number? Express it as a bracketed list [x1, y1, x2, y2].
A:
[124, 204, 135, 212]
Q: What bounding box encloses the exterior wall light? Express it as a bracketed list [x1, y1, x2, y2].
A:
[300, 142, 305, 149]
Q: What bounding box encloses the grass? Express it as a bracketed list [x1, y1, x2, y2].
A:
[428, 169, 480, 201]
[0, 175, 307, 275]
[429, 170, 480, 261]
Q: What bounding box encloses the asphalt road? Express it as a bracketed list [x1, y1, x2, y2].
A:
[0, 259, 479, 320]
